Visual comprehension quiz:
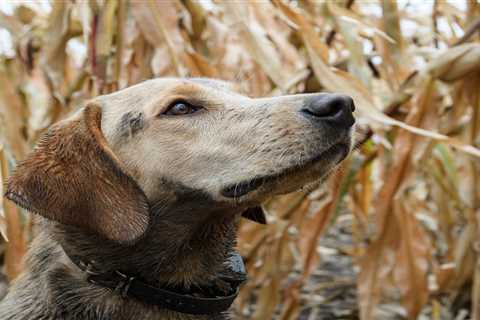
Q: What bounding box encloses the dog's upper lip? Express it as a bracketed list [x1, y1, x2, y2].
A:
[221, 142, 350, 199]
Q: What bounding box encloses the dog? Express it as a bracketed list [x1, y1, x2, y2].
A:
[0, 78, 355, 319]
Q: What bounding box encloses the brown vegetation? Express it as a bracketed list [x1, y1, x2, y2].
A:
[0, 1, 479, 319]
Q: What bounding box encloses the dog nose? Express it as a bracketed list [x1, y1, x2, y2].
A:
[301, 94, 355, 127]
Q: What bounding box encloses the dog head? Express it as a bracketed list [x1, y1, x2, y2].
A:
[5, 78, 355, 244]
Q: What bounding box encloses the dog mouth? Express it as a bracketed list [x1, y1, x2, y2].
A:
[221, 142, 350, 199]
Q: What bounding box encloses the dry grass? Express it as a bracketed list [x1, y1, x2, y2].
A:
[0, 1, 479, 319]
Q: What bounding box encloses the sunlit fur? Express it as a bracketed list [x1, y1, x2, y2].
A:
[0, 78, 354, 320]
[99, 78, 354, 205]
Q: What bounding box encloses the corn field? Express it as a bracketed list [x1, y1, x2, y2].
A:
[0, 0, 480, 319]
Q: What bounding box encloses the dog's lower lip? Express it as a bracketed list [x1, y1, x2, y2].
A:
[221, 142, 349, 198]
[221, 177, 265, 198]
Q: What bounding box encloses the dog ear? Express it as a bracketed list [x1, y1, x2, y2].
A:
[5, 103, 150, 244]
[241, 206, 267, 224]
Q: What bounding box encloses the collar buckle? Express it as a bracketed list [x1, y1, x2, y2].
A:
[113, 270, 135, 298]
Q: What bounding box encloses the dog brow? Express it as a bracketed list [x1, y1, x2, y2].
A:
[188, 78, 236, 93]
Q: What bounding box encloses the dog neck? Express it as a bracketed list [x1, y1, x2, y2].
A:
[55, 204, 241, 289]
[7, 209, 240, 319]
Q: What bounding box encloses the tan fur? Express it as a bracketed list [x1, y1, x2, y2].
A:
[0, 78, 355, 320]
[97, 78, 352, 203]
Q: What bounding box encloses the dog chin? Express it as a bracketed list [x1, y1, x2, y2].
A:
[269, 157, 341, 197]
[220, 140, 351, 201]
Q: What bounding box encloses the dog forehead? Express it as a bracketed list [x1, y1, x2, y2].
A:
[95, 78, 251, 144]
[188, 78, 238, 93]
[96, 78, 241, 112]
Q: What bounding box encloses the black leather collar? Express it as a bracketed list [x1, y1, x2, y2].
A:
[64, 249, 247, 315]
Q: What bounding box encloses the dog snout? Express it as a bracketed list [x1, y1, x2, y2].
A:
[301, 94, 355, 127]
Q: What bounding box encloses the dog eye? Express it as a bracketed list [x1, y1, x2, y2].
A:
[164, 101, 201, 116]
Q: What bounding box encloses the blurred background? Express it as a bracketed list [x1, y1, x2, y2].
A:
[0, 0, 479, 319]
